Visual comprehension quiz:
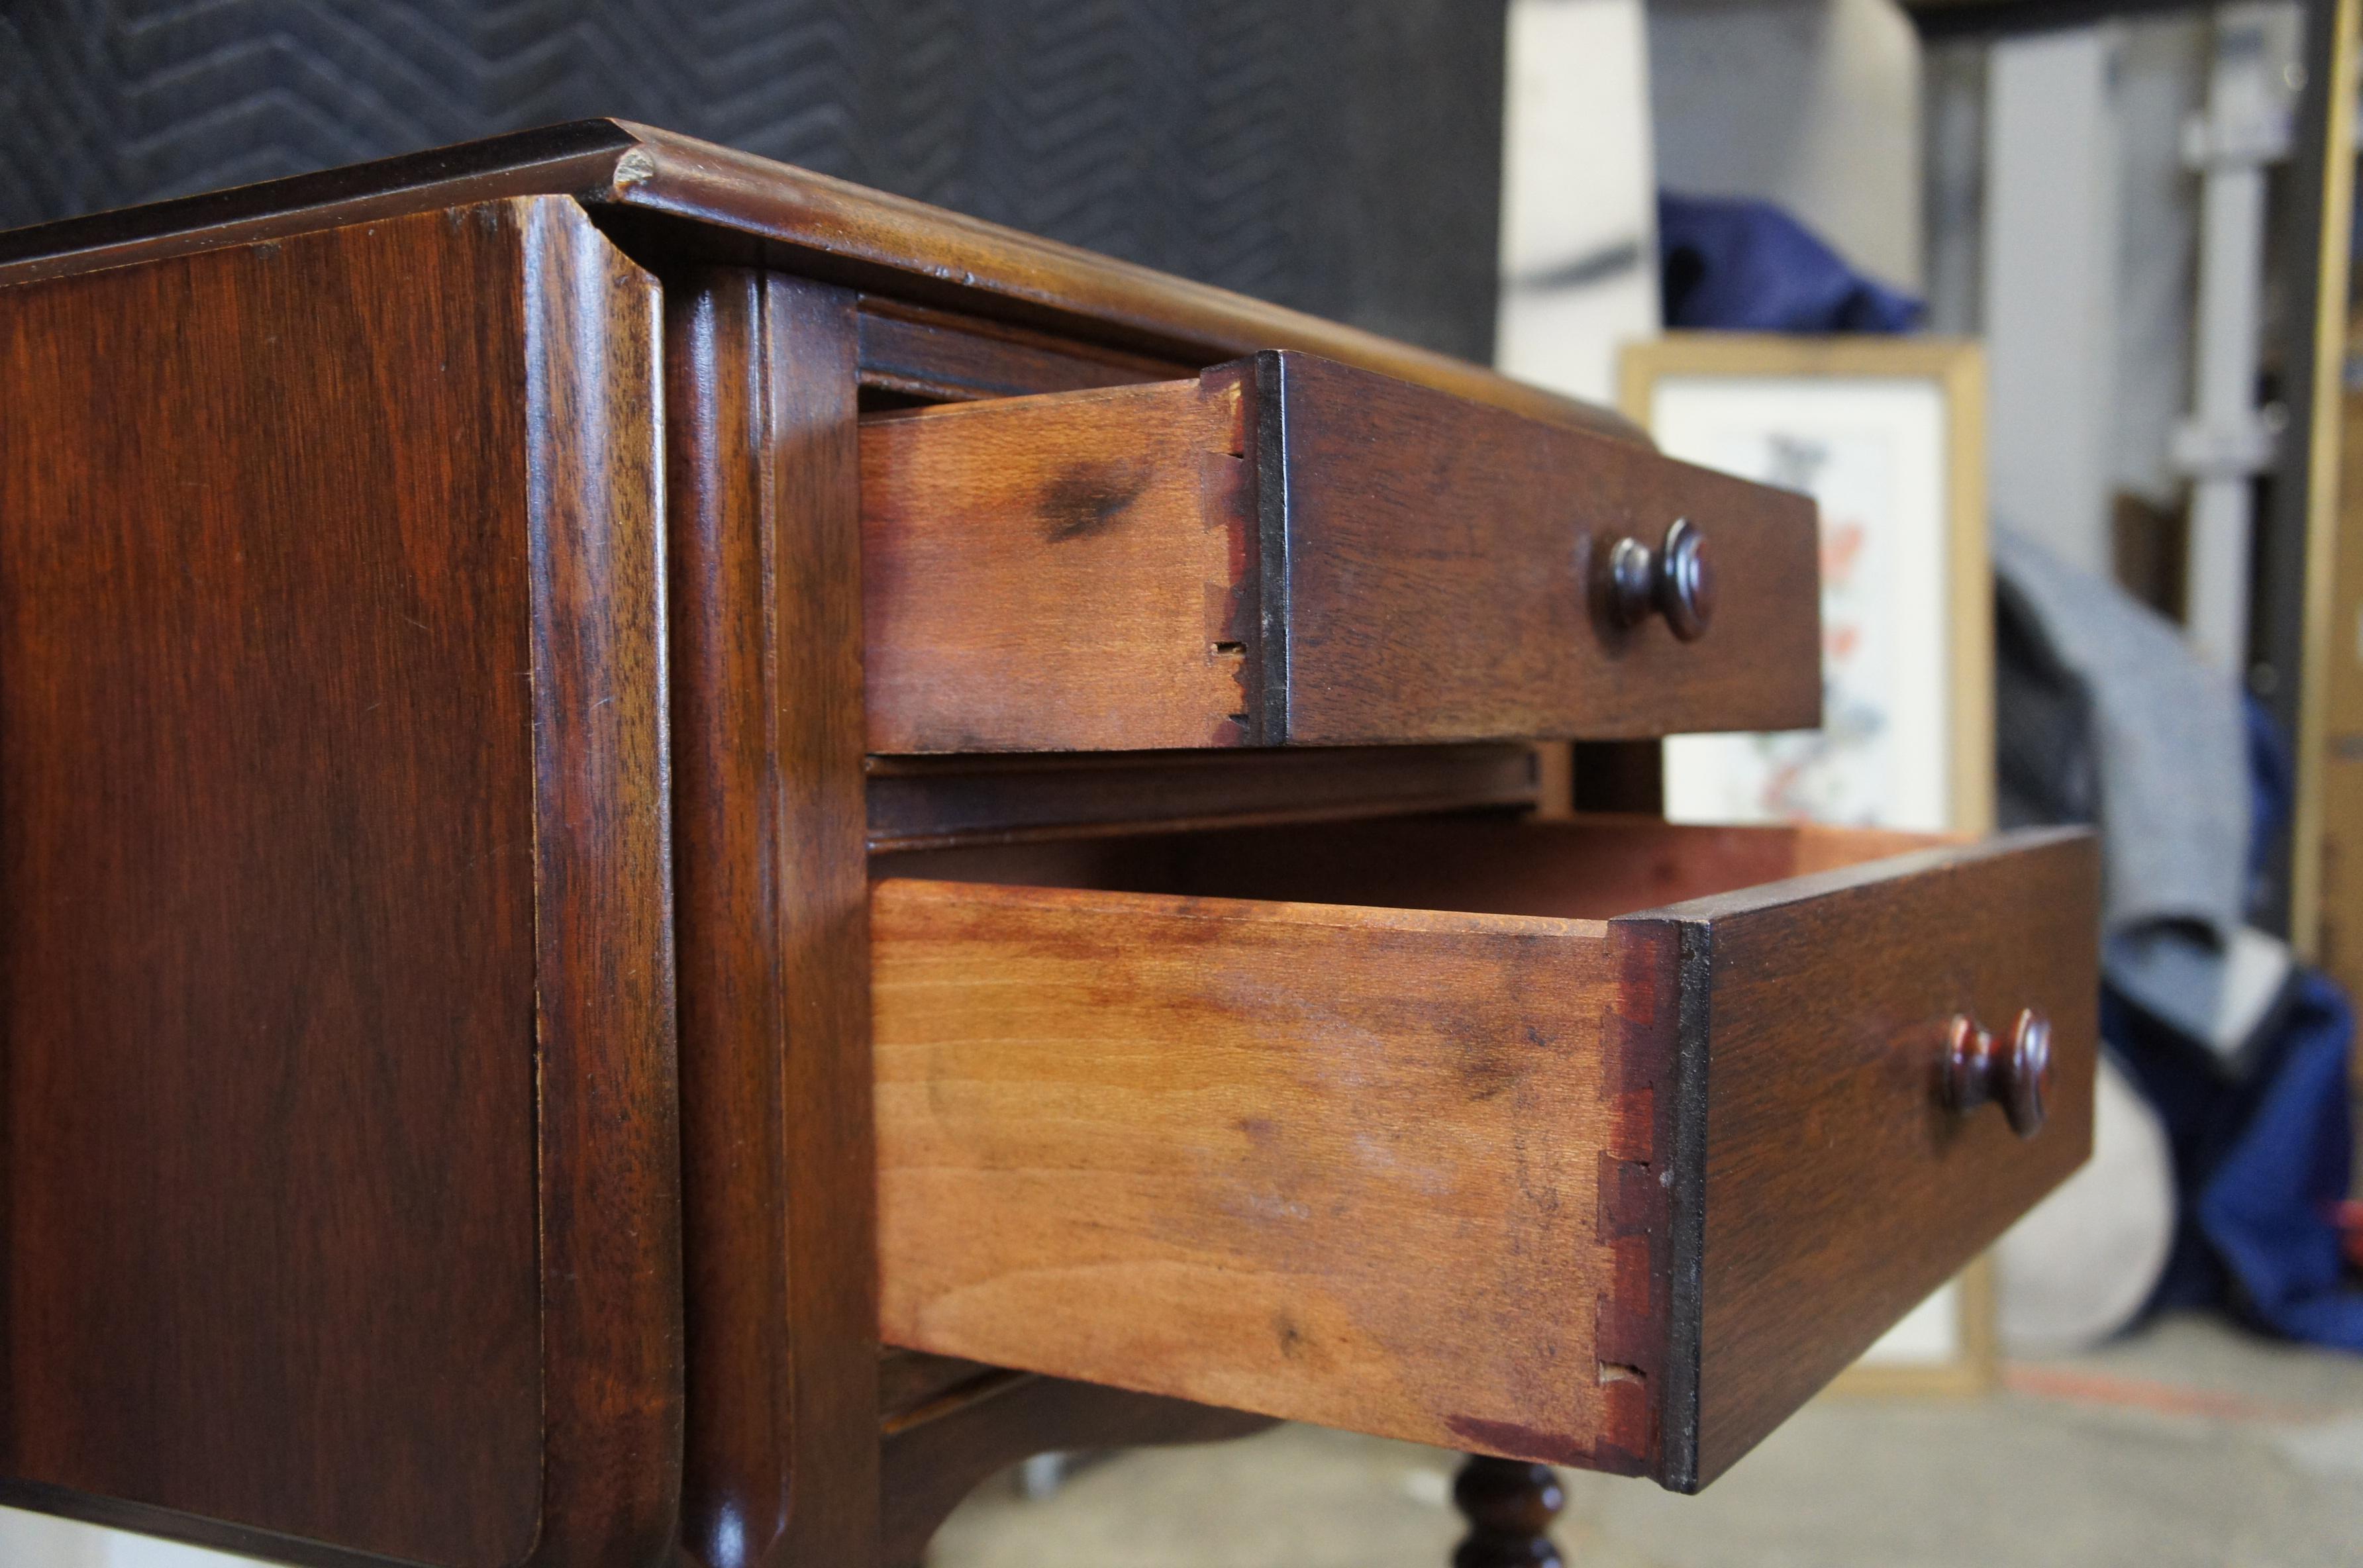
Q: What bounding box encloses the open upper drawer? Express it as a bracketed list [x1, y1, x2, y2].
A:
[862, 352, 1821, 752]
[870, 815, 2097, 1491]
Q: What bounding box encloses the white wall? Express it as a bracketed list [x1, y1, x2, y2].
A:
[2111, 17, 2209, 512]
[1931, 16, 2217, 583]
[1648, 0, 1925, 289]
[1984, 26, 2125, 580]
[1495, 0, 1662, 401]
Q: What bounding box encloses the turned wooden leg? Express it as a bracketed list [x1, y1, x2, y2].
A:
[1450, 1454, 1566, 1568]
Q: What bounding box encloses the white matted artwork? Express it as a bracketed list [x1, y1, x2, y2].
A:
[1621, 333, 1998, 1395]
[1653, 376, 1954, 830]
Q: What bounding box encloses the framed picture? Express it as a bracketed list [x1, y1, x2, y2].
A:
[1619, 332, 1999, 1395]
[1621, 334, 1993, 836]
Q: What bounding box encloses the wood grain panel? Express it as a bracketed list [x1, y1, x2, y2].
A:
[862, 373, 1254, 753]
[667, 268, 878, 1568]
[0, 198, 678, 1567]
[668, 269, 796, 1568]
[872, 879, 1662, 1474]
[516, 195, 683, 1568]
[760, 271, 881, 1568]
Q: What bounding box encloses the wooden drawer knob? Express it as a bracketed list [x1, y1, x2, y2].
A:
[1607, 516, 1715, 640]
[1940, 1008, 2053, 1138]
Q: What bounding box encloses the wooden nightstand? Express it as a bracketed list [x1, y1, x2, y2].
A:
[0, 122, 2097, 1568]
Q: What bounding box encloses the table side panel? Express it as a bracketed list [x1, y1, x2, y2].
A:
[0, 199, 678, 1567]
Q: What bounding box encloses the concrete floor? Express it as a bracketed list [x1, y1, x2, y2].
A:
[2, 1313, 2354, 1566]
[930, 1315, 2363, 1568]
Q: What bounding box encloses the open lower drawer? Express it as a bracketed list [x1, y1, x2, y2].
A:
[870, 815, 2098, 1491]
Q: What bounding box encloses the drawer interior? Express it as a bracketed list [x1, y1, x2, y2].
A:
[873, 811, 1953, 919]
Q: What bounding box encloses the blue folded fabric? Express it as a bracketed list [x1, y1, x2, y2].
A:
[2110, 963, 2362, 1351]
[2195, 969, 2361, 1349]
[1658, 190, 1923, 333]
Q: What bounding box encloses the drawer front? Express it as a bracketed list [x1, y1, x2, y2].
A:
[1643, 829, 2099, 1487]
[862, 351, 1819, 752]
[1262, 353, 1819, 746]
[871, 818, 2096, 1489]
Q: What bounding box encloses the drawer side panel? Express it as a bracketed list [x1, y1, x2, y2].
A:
[872, 878, 1664, 1471]
[0, 199, 682, 1567]
[861, 373, 1253, 753]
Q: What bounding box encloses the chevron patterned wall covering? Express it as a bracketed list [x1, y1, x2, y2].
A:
[0, 1, 1507, 358]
